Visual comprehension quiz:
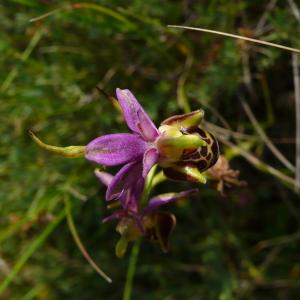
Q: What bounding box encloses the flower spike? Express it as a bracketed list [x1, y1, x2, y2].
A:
[31, 87, 222, 257]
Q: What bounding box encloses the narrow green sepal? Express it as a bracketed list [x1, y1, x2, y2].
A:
[183, 165, 207, 184]
[161, 109, 204, 130]
[157, 134, 207, 151]
[163, 165, 207, 184]
[115, 235, 129, 258]
[28, 130, 85, 158]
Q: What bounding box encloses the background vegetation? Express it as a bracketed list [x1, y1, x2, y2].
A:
[1, 0, 300, 299]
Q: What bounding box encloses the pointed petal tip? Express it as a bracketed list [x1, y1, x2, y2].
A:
[161, 109, 205, 130]
[94, 169, 113, 187]
[115, 88, 159, 141]
[116, 87, 125, 94]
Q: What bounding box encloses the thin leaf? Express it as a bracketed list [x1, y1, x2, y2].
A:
[64, 197, 112, 283]
[168, 25, 300, 53]
[0, 210, 66, 295]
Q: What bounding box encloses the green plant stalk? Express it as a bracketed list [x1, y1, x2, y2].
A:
[30, 2, 134, 28]
[64, 196, 112, 283]
[0, 209, 66, 295]
[122, 166, 158, 300]
[177, 55, 193, 113]
[219, 137, 300, 192]
[122, 240, 141, 300]
[21, 284, 43, 300]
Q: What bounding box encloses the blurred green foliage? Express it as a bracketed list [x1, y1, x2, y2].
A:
[1, 1, 300, 299]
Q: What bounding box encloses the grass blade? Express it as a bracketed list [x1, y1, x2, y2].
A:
[0, 210, 66, 295]
[64, 197, 112, 283]
[168, 25, 300, 53]
[30, 2, 134, 28]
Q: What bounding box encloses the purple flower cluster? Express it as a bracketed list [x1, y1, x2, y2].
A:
[30, 88, 220, 255]
[82, 88, 221, 255]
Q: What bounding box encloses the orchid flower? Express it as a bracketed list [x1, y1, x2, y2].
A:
[85, 89, 160, 202]
[95, 169, 198, 257]
[30, 88, 219, 191]
[30, 88, 220, 257]
[86, 89, 219, 187]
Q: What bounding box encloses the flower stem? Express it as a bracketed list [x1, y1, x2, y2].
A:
[64, 197, 112, 283]
[122, 166, 157, 299]
[122, 240, 141, 300]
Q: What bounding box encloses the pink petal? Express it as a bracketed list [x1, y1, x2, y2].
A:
[116, 88, 159, 142]
[94, 170, 113, 187]
[106, 160, 144, 201]
[102, 210, 126, 223]
[143, 189, 198, 215]
[86, 133, 147, 166]
[142, 148, 159, 178]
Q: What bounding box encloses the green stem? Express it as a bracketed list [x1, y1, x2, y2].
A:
[30, 2, 134, 28]
[64, 197, 112, 283]
[122, 166, 157, 300]
[141, 165, 157, 205]
[122, 240, 141, 300]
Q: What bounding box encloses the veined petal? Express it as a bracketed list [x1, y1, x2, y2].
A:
[116, 88, 159, 142]
[142, 148, 159, 178]
[94, 169, 113, 187]
[86, 133, 147, 166]
[106, 160, 144, 201]
[143, 189, 198, 215]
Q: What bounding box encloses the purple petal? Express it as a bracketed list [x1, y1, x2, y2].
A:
[86, 133, 147, 166]
[106, 160, 144, 201]
[116, 88, 159, 142]
[94, 169, 113, 187]
[103, 210, 144, 235]
[142, 148, 159, 178]
[143, 189, 198, 215]
[102, 210, 126, 223]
